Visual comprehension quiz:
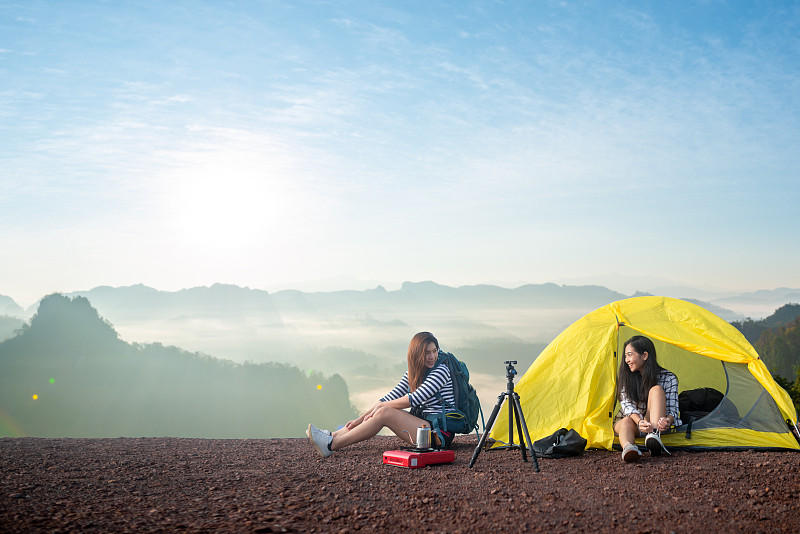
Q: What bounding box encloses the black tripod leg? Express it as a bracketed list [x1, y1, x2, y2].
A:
[511, 395, 528, 462]
[508, 388, 515, 447]
[469, 392, 506, 468]
[512, 392, 540, 472]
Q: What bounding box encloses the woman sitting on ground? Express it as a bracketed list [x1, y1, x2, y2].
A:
[307, 331, 455, 457]
[614, 335, 682, 462]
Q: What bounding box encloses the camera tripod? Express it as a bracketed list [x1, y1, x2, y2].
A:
[469, 360, 539, 471]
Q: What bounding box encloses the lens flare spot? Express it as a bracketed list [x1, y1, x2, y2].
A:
[317, 384, 322, 390]
[49, 378, 55, 384]
[32, 394, 38, 400]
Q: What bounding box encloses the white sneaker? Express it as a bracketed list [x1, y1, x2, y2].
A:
[621, 443, 642, 462]
[645, 430, 670, 456]
[306, 424, 331, 438]
[307, 424, 333, 457]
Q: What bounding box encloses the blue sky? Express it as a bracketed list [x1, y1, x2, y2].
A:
[2, 1, 799, 306]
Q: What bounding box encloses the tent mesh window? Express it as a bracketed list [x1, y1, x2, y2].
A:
[690, 362, 789, 434]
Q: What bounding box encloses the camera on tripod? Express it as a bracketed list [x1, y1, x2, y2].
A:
[505, 360, 517, 380]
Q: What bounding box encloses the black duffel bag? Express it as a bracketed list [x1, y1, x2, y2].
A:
[532, 428, 587, 458]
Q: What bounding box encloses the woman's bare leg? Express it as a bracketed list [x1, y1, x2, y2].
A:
[331, 406, 424, 451]
[614, 416, 638, 448]
[645, 385, 667, 426]
[331, 426, 350, 438]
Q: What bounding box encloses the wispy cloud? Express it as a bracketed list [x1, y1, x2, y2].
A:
[1, 0, 799, 302]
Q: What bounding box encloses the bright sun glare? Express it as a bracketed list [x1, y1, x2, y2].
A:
[161, 146, 303, 254]
[175, 174, 268, 247]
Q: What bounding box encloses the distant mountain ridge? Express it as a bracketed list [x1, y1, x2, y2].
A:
[269, 281, 630, 315]
[69, 283, 284, 321]
[1, 281, 636, 340]
[716, 287, 800, 305]
[3, 281, 798, 323]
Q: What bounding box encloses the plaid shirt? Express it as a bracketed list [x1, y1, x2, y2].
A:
[619, 369, 682, 427]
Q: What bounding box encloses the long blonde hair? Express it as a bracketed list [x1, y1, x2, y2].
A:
[407, 332, 439, 391]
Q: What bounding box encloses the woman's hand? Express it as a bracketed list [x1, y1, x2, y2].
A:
[345, 413, 365, 429]
[656, 417, 671, 432]
[637, 419, 653, 434]
[344, 418, 360, 430]
[345, 408, 374, 429]
[362, 401, 385, 422]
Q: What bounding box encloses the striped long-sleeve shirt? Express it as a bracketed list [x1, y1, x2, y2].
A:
[618, 369, 682, 427]
[380, 363, 455, 417]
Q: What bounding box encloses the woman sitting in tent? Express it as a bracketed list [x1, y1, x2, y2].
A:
[307, 331, 456, 457]
[614, 335, 682, 462]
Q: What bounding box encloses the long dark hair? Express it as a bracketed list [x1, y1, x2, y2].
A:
[407, 332, 439, 391]
[616, 335, 664, 406]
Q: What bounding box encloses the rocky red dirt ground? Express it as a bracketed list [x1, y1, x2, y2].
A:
[2, 435, 799, 533]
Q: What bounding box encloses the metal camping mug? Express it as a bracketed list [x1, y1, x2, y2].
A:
[416, 426, 431, 449]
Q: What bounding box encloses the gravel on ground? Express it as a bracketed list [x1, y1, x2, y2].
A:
[2, 436, 799, 533]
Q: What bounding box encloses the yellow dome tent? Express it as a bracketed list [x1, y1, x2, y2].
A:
[489, 296, 800, 451]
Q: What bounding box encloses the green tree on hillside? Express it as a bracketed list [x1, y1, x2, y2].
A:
[731, 303, 800, 345]
[731, 305, 800, 415]
[756, 316, 800, 383]
[773, 374, 800, 417]
[0, 315, 24, 342]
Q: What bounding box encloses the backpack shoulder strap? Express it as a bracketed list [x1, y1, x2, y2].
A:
[437, 352, 461, 406]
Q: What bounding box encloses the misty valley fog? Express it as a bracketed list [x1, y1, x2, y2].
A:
[1, 282, 794, 439]
[57, 283, 628, 419]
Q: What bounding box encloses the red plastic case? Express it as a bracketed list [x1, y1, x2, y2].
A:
[382, 449, 455, 468]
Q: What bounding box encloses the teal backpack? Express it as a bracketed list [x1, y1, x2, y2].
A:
[426, 351, 483, 439]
